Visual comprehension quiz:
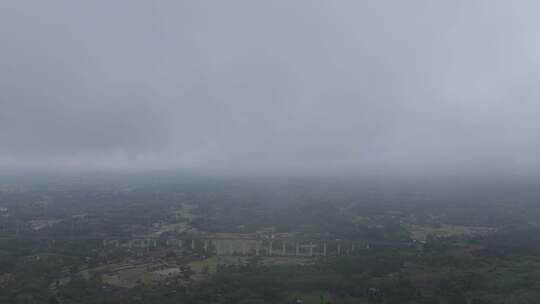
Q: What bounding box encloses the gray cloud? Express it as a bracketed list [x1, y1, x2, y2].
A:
[1, 1, 540, 177]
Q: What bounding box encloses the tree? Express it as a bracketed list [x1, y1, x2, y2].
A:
[48, 296, 59, 304]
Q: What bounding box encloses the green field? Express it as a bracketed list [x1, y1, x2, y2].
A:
[189, 256, 220, 274]
[102, 267, 164, 288]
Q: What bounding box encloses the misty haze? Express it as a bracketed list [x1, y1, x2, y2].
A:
[1, 1, 540, 304]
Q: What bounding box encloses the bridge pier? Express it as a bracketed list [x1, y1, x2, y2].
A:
[282, 242, 286, 255]
[215, 241, 222, 255]
[323, 241, 327, 256]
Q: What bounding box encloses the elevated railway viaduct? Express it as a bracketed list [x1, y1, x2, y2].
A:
[1, 235, 407, 256]
[101, 236, 405, 256]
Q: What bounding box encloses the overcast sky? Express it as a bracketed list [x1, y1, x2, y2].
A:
[1, 1, 540, 177]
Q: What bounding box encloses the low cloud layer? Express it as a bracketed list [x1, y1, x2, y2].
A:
[1, 1, 540, 177]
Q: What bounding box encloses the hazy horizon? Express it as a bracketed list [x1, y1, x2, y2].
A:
[2, 1, 540, 178]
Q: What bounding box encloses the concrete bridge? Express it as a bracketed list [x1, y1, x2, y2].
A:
[0, 235, 404, 256]
[102, 236, 378, 257]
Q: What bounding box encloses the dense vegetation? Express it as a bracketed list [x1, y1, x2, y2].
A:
[1, 174, 540, 303]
